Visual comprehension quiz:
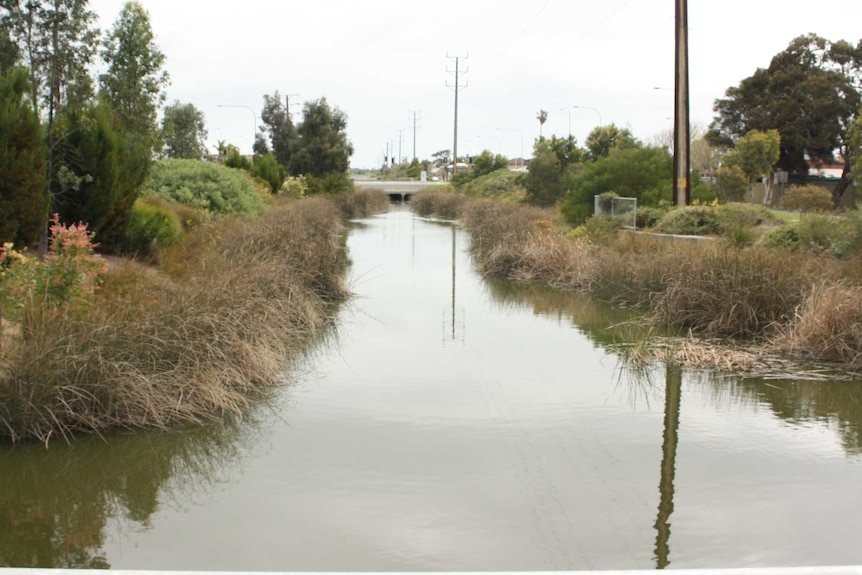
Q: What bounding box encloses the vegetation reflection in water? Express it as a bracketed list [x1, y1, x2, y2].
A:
[0, 418, 260, 568]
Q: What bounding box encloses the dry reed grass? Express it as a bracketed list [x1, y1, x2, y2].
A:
[0, 197, 350, 444]
[411, 188, 468, 220]
[410, 191, 862, 371]
[332, 188, 390, 219]
[772, 283, 862, 369]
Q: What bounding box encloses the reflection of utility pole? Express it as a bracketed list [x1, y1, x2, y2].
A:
[447, 53, 468, 168]
[443, 225, 465, 345]
[654, 366, 682, 569]
[673, 0, 691, 206]
[451, 226, 456, 341]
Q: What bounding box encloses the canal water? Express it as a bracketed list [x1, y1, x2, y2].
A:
[2, 205, 862, 570]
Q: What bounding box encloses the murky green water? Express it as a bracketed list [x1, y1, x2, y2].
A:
[2, 206, 862, 570]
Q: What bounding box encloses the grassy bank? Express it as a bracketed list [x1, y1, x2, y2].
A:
[412, 188, 862, 372]
[0, 193, 384, 444]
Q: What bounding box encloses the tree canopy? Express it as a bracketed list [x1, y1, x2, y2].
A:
[523, 134, 583, 207]
[161, 101, 208, 160]
[708, 33, 862, 204]
[288, 97, 353, 179]
[99, 1, 169, 154]
[585, 124, 637, 161]
[562, 145, 709, 225]
[258, 91, 295, 168]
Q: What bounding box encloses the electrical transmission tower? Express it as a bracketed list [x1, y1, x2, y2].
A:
[447, 53, 468, 175]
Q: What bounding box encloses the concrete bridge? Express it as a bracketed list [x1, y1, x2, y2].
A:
[353, 177, 446, 203]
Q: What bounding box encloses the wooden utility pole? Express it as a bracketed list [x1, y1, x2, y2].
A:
[673, 0, 691, 206]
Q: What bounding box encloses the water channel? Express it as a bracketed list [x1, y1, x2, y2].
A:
[2, 205, 862, 570]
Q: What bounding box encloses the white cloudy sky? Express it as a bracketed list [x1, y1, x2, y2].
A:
[87, 0, 861, 168]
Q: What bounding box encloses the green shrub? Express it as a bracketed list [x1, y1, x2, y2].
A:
[458, 169, 525, 201]
[782, 184, 834, 213]
[655, 206, 720, 236]
[144, 159, 265, 218]
[756, 215, 853, 256]
[251, 153, 285, 194]
[281, 176, 307, 198]
[118, 197, 182, 258]
[224, 148, 251, 171]
[304, 173, 355, 195]
[757, 225, 800, 251]
[569, 215, 622, 242]
[636, 206, 666, 229]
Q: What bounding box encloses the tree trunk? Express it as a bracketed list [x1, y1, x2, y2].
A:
[762, 174, 775, 207]
[832, 161, 853, 208]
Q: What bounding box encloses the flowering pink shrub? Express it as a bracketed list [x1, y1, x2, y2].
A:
[0, 215, 107, 320]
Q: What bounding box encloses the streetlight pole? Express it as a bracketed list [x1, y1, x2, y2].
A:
[476, 135, 501, 156]
[218, 104, 257, 156]
[497, 127, 524, 166]
[560, 107, 572, 137]
[572, 105, 602, 126]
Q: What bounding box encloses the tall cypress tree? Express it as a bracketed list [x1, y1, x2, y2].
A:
[0, 67, 48, 248]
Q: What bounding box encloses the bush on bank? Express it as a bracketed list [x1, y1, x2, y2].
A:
[144, 159, 267, 218]
[0, 195, 358, 444]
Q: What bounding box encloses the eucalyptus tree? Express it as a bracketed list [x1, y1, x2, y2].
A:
[258, 91, 294, 168]
[161, 100, 208, 160]
[99, 1, 169, 155]
[1, 0, 98, 128]
[288, 97, 353, 179]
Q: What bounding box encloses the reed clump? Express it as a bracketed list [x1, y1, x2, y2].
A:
[0, 197, 349, 444]
[772, 282, 862, 368]
[331, 187, 390, 219]
[411, 188, 468, 220]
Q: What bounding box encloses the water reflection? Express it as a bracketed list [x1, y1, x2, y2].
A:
[699, 376, 862, 456]
[0, 417, 263, 568]
[482, 277, 650, 348]
[654, 367, 682, 569]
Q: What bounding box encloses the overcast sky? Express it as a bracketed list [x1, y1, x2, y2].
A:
[87, 0, 861, 169]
